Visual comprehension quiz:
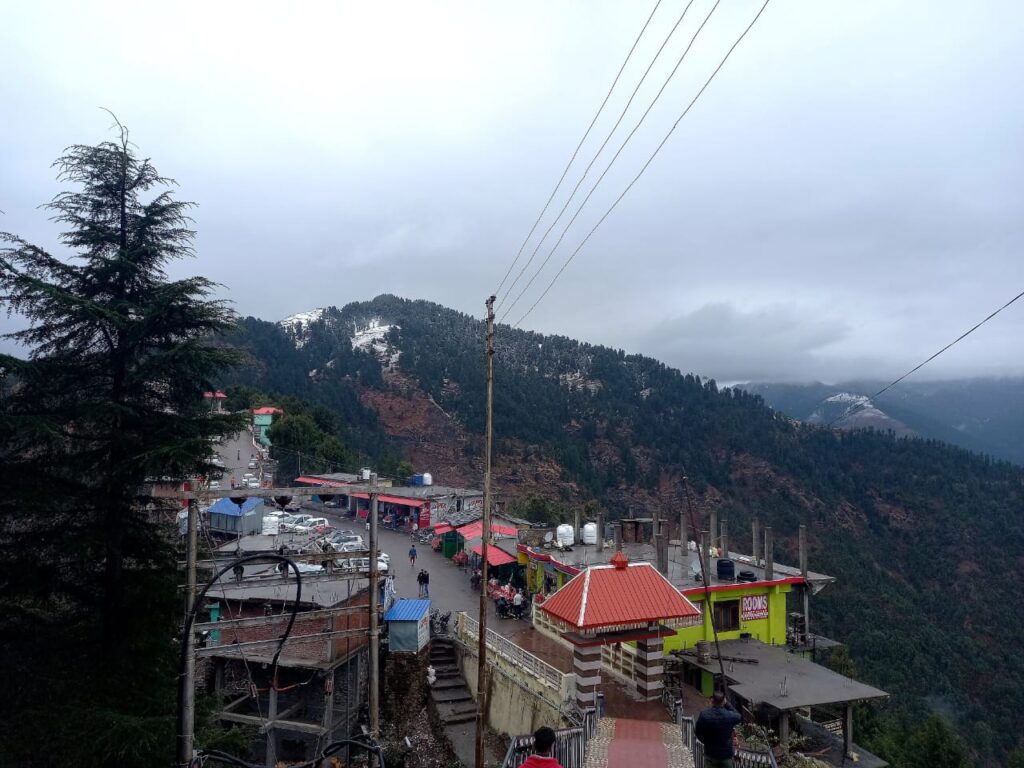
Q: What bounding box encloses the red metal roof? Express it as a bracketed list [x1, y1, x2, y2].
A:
[294, 476, 352, 487]
[433, 523, 454, 535]
[252, 406, 283, 415]
[202, 390, 227, 399]
[470, 544, 517, 567]
[456, 521, 518, 540]
[540, 559, 701, 632]
[349, 492, 426, 507]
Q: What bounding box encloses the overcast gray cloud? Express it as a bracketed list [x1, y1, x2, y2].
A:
[2, 0, 1023, 382]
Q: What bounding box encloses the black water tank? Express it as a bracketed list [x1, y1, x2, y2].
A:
[717, 558, 735, 580]
[738, 570, 757, 582]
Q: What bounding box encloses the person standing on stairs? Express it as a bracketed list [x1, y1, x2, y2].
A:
[520, 726, 563, 768]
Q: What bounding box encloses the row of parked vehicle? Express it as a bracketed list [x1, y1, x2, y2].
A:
[265, 511, 330, 534]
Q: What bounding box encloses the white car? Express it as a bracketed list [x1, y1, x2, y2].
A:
[209, 480, 221, 490]
[246, 478, 260, 488]
[293, 517, 329, 534]
[280, 514, 313, 532]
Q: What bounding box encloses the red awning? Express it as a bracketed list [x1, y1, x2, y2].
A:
[350, 492, 426, 507]
[456, 521, 518, 540]
[470, 544, 517, 567]
[433, 523, 454, 535]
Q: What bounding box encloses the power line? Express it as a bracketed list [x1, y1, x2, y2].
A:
[511, 0, 772, 328]
[493, 0, 664, 300]
[827, 288, 1024, 428]
[498, 0, 700, 312]
[501, 0, 728, 323]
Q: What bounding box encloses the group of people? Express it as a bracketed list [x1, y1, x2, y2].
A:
[416, 568, 430, 598]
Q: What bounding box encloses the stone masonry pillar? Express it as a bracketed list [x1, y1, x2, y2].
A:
[635, 635, 665, 700]
[573, 643, 602, 709]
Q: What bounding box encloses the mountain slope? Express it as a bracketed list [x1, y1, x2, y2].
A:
[745, 379, 1024, 464]
[228, 295, 1024, 763]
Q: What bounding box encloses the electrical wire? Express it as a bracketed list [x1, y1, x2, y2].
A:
[199, 734, 385, 768]
[196, 516, 275, 762]
[826, 288, 1024, 427]
[510, 0, 773, 328]
[179, 553, 301, 767]
[498, 0, 694, 309]
[494, 0, 664, 300]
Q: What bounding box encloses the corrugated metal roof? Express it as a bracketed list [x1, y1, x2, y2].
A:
[384, 599, 431, 622]
[470, 544, 517, 566]
[350, 492, 426, 507]
[541, 561, 700, 631]
[295, 475, 353, 486]
[456, 521, 518, 540]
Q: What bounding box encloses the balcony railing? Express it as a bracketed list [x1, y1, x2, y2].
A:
[457, 612, 567, 692]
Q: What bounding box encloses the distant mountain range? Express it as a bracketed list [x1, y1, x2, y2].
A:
[742, 379, 1024, 465]
[220, 294, 1024, 764]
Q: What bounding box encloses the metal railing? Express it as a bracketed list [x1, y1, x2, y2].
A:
[500, 727, 587, 768]
[681, 716, 779, 768]
[457, 612, 566, 691]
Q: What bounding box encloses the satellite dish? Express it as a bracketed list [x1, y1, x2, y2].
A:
[543, 531, 554, 543]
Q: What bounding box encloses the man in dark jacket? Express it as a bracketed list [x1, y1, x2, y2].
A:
[695, 690, 742, 767]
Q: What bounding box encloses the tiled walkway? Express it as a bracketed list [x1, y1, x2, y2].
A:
[585, 718, 693, 768]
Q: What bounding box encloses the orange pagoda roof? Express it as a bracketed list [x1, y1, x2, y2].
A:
[540, 553, 701, 633]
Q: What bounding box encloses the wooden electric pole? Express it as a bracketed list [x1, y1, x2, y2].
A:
[176, 498, 198, 767]
[474, 295, 496, 768]
[369, 491, 380, 760]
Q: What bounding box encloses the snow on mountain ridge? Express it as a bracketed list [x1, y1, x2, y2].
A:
[351, 317, 401, 369]
[279, 308, 325, 349]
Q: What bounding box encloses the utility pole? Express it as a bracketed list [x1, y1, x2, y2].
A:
[176, 498, 198, 767]
[475, 295, 496, 768]
[368, 491, 380, 761]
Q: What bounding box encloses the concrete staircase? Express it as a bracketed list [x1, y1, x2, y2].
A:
[429, 638, 477, 726]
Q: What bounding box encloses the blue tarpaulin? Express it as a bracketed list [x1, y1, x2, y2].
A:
[209, 497, 261, 517]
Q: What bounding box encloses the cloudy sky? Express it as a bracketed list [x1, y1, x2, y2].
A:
[2, 1, 1022, 383]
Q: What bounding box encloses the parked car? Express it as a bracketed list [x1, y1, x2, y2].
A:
[293, 517, 330, 534]
[209, 480, 221, 490]
[246, 478, 261, 488]
[247, 459, 258, 469]
[280, 514, 313, 532]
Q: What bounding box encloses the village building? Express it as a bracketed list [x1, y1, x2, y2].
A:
[197, 534, 396, 765]
[251, 406, 284, 446]
[202, 389, 227, 412]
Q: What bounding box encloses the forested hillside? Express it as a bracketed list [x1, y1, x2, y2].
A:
[224, 295, 1024, 765]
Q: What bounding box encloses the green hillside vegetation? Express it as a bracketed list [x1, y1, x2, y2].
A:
[233, 295, 1024, 765]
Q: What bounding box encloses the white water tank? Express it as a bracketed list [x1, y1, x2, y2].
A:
[581, 522, 598, 545]
[360, 467, 371, 480]
[422, 472, 433, 486]
[556, 524, 575, 547]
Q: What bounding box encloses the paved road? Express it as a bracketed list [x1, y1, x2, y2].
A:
[212, 431, 265, 490]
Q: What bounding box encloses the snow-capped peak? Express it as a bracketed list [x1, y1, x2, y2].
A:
[279, 308, 325, 348]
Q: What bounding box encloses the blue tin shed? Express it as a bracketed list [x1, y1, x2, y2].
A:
[208, 497, 265, 536]
[384, 599, 431, 653]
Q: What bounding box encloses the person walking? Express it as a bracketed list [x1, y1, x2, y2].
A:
[520, 726, 562, 768]
[408, 545, 417, 568]
[416, 569, 426, 598]
[695, 690, 742, 768]
[422, 569, 430, 598]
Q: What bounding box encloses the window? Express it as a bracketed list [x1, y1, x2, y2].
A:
[712, 600, 740, 632]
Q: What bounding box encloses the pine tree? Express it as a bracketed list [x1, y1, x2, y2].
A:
[0, 121, 244, 765]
